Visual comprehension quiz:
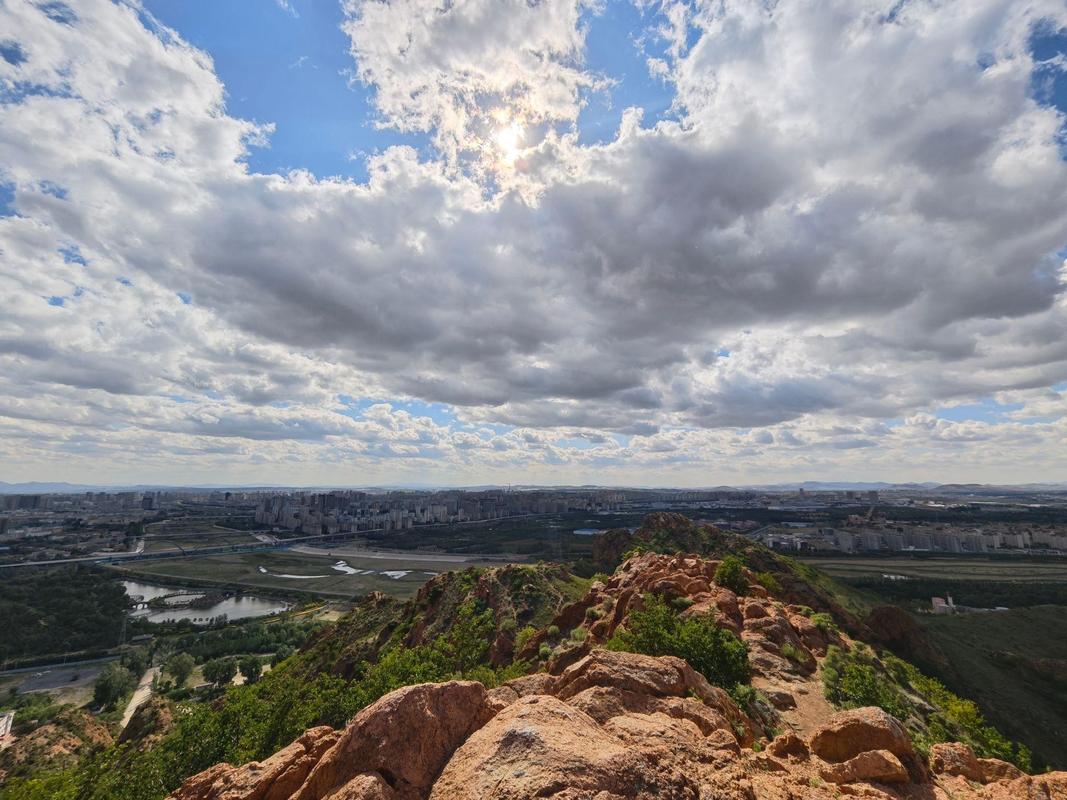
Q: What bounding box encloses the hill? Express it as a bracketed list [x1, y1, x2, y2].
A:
[1, 514, 1057, 800]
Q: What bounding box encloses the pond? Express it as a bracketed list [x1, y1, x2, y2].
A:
[122, 580, 290, 624]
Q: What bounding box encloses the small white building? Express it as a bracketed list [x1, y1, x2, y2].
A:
[931, 594, 956, 615]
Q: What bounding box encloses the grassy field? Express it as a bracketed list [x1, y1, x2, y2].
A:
[107, 548, 519, 599]
[362, 511, 647, 557]
[799, 555, 1067, 582]
[919, 605, 1067, 770]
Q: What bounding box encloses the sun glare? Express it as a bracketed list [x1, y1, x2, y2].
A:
[493, 120, 524, 164]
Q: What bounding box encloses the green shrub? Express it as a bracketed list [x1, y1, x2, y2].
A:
[570, 628, 587, 643]
[671, 596, 694, 610]
[607, 594, 749, 689]
[547, 625, 561, 639]
[585, 606, 603, 620]
[822, 644, 907, 719]
[714, 556, 748, 596]
[780, 643, 804, 663]
[514, 625, 537, 652]
[810, 613, 838, 634]
[755, 572, 782, 594]
[538, 644, 552, 660]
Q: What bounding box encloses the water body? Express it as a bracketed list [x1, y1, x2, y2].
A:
[123, 580, 288, 624]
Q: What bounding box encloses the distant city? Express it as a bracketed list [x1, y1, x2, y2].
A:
[4, 481, 1067, 568]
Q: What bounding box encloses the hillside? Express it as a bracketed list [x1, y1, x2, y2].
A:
[164, 543, 1059, 799]
[918, 605, 1067, 770]
[2, 514, 1058, 800]
[293, 563, 590, 678]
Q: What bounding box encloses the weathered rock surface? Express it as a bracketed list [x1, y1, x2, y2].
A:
[293, 681, 495, 800]
[808, 707, 913, 763]
[819, 749, 909, 784]
[170, 727, 339, 800]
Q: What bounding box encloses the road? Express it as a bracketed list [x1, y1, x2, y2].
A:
[288, 544, 517, 563]
[121, 666, 160, 729]
[0, 655, 119, 677]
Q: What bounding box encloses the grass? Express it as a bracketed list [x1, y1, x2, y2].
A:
[798, 556, 1067, 582]
[919, 605, 1067, 770]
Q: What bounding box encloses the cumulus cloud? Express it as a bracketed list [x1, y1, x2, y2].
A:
[1, 0, 1066, 484]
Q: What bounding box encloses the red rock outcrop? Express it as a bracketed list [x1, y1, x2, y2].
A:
[169, 553, 1067, 800]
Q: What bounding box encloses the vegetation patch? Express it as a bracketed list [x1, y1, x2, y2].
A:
[607, 593, 749, 690]
[822, 644, 1031, 770]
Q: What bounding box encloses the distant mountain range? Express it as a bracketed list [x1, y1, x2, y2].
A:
[2, 479, 1067, 495]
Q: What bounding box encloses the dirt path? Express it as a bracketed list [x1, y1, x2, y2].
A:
[121, 666, 160, 729]
[753, 665, 836, 738]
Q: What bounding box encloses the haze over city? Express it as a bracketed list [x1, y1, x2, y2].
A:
[2, 0, 1067, 487]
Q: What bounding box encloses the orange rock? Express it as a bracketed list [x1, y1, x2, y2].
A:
[808, 707, 913, 764]
[170, 726, 339, 800]
[819, 749, 910, 784]
[929, 742, 983, 781]
[292, 681, 495, 800]
[977, 757, 1024, 783]
[428, 695, 694, 800]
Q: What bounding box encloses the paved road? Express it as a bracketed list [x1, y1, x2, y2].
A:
[288, 544, 517, 563]
[10, 662, 107, 693]
[121, 666, 160, 729]
[0, 655, 118, 677]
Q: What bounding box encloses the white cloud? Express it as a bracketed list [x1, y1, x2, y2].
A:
[1, 0, 1066, 484]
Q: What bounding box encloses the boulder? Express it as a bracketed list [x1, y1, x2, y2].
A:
[293, 681, 495, 800]
[324, 773, 396, 800]
[554, 650, 689, 700]
[808, 707, 913, 763]
[977, 757, 1024, 783]
[929, 742, 983, 781]
[428, 695, 692, 799]
[819, 749, 910, 784]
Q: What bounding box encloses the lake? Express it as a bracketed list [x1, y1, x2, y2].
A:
[122, 580, 289, 624]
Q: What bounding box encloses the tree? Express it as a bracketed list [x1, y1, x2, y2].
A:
[93, 662, 135, 709]
[238, 656, 262, 684]
[271, 645, 295, 667]
[165, 653, 195, 687]
[121, 647, 151, 676]
[713, 555, 749, 596]
[202, 658, 237, 686]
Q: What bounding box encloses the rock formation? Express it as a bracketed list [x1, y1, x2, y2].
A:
[169, 552, 1067, 800]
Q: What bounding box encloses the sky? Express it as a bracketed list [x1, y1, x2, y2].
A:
[1, 0, 1067, 488]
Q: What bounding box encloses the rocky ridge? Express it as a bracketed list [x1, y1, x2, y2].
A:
[168, 552, 1067, 800]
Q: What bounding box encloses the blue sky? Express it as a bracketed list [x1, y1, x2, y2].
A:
[144, 0, 422, 179]
[144, 0, 678, 177]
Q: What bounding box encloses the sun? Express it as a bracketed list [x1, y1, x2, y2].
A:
[493, 120, 524, 164]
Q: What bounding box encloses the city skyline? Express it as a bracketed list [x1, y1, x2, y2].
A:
[2, 0, 1067, 486]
